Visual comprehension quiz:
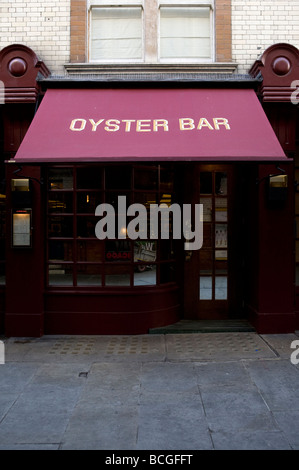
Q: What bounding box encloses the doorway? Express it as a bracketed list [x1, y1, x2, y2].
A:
[183, 164, 244, 320]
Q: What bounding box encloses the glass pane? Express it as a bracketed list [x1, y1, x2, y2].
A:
[200, 276, 212, 300]
[91, 7, 142, 61]
[77, 192, 103, 213]
[48, 168, 73, 190]
[106, 240, 132, 262]
[160, 7, 211, 59]
[215, 276, 227, 300]
[48, 216, 73, 237]
[215, 208, 227, 222]
[201, 197, 212, 221]
[77, 167, 102, 189]
[134, 241, 156, 262]
[48, 192, 73, 213]
[215, 172, 227, 195]
[77, 216, 97, 238]
[160, 166, 174, 193]
[134, 167, 158, 190]
[105, 265, 131, 286]
[200, 172, 213, 194]
[134, 192, 157, 206]
[48, 265, 73, 286]
[49, 241, 73, 262]
[77, 265, 102, 286]
[215, 224, 227, 249]
[77, 240, 104, 262]
[105, 166, 132, 189]
[134, 265, 156, 286]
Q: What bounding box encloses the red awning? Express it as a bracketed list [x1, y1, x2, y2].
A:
[14, 88, 286, 162]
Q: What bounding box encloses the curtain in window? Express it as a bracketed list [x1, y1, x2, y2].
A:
[91, 7, 142, 61]
[160, 7, 211, 60]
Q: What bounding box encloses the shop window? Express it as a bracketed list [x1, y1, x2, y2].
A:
[88, 0, 214, 63]
[46, 164, 176, 288]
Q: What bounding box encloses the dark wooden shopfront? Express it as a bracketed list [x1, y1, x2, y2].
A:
[0, 43, 298, 336]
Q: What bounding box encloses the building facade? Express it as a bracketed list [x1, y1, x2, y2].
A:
[0, 0, 299, 336]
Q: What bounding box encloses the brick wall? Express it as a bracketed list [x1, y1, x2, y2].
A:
[215, 0, 232, 62]
[0, 0, 70, 75]
[232, 0, 299, 73]
[1, 0, 299, 75]
[70, 0, 86, 62]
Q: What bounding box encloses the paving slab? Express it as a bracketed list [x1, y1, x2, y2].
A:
[0, 332, 299, 450]
[165, 332, 276, 361]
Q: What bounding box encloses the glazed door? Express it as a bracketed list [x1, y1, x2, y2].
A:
[183, 164, 238, 320]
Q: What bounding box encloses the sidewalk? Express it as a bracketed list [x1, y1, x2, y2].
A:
[0, 332, 299, 450]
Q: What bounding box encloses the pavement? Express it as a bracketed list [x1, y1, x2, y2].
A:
[0, 331, 299, 451]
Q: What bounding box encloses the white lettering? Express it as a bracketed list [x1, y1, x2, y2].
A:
[70, 119, 87, 131]
[290, 340, 299, 365]
[89, 119, 104, 131]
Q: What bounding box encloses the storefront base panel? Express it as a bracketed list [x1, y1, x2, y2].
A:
[248, 306, 296, 334]
[44, 288, 180, 335]
[5, 313, 44, 337]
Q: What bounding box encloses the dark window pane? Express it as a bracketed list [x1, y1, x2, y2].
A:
[48, 192, 73, 213]
[200, 172, 212, 194]
[48, 168, 73, 190]
[77, 192, 103, 213]
[77, 167, 102, 189]
[48, 216, 73, 237]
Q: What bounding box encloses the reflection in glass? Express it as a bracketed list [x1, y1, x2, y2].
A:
[134, 265, 156, 286]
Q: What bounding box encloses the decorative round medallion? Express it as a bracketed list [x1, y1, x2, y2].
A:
[272, 56, 291, 76]
[8, 57, 28, 77]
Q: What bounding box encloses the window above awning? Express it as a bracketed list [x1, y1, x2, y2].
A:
[13, 87, 286, 163]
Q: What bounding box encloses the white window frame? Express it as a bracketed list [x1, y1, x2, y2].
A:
[87, 0, 215, 64]
[158, 0, 215, 63]
[88, 0, 145, 63]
